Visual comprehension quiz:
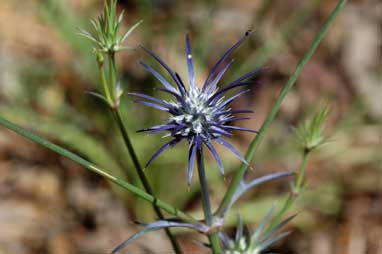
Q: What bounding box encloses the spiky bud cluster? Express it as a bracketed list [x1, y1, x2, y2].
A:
[220, 211, 294, 254]
[78, 0, 142, 54]
[294, 106, 330, 152]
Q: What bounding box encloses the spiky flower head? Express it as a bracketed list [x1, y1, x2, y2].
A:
[220, 210, 295, 254]
[294, 105, 330, 153]
[134, 31, 260, 185]
[78, 0, 142, 54]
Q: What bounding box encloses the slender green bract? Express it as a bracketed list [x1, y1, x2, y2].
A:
[217, 0, 347, 215]
[0, 116, 197, 224]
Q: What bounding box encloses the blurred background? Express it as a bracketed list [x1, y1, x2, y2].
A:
[0, 0, 381, 253]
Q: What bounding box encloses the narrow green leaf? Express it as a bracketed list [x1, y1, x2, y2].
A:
[121, 19, 143, 43]
[0, 116, 196, 223]
[217, 0, 347, 215]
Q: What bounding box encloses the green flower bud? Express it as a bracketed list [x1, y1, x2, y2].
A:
[294, 105, 330, 153]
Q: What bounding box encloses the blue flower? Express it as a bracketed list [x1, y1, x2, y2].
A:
[133, 30, 260, 185]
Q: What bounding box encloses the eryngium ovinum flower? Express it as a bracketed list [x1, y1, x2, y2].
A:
[220, 211, 295, 254]
[133, 31, 260, 185]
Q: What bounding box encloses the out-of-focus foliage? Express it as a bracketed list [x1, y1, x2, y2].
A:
[0, 0, 380, 253]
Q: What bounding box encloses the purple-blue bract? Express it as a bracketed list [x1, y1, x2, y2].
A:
[133, 30, 260, 185]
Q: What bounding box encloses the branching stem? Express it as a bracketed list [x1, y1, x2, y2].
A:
[216, 0, 347, 216]
[267, 150, 310, 231]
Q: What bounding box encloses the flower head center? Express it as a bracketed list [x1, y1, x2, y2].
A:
[170, 88, 218, 137]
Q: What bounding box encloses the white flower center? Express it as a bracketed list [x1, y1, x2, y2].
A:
[169, 87, 220, 137]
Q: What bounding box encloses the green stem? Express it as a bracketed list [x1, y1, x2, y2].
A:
[217, 0, 347, 216]
[294, 149, 309, 191]
[108, 52, 117, 103]
[113, 110, 145, 186]
[267, 151, 310, 230]
[104, 52, 182, 253]
[96, 52, 113, 104]
[271, 194, 294, 227]
[0, 116, 197, 224]
[197, 150, 222, 254]
[209, 234, 222, 254]
[197, 150, 213, 225]
[113, 109, 182, 253]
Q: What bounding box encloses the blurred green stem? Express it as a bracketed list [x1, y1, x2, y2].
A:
[267, 150, 310, 230]
[108, 52, 117, 102]
[217, 0, 347, 216]
[294, 149, 309, 191]
[96, 52, 113, 103]
[101, 53, 182, 253]
[0, 116, 197, 224]
[112, 109, 182, 253]
[197, 150, 222, 254]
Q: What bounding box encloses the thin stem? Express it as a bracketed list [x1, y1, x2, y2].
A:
[197, 149, 222, 254]
[294, 149, 309, 190]
[96, 52, 113, 104]
[106, 53, 182, 252]
[0, 116, 197, 224]
[112, 109, 183, 253]
[209, 234, 222, 254]
[108, 52, 117, 102]
[197, 149, 213, 225]
[217, 0, 347, 215]
[267, 151, 310, 230]
[270, 194, 294, 229]
[113, 110, 149, 190]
